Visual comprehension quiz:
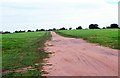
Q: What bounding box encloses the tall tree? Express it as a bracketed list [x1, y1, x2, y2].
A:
[76, 26, 82, 30]
[59, 27, 66, 30]
[69, 27, 72, 30]
[110, 24, 119, 28]
[89, 24, 100, 29]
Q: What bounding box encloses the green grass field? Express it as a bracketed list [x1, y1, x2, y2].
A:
[56, 29, 119, 49]
[2, 32, 51, 77]
[1, 29, 119, 76]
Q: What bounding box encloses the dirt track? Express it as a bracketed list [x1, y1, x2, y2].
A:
[43, 32, 118, 76]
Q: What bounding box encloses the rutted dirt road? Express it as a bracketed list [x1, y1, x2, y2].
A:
[43, 32, 118, 76]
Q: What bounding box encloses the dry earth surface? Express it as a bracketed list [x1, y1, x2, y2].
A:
[43, 32, 118, 76]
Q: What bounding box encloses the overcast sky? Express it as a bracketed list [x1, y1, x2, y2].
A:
[0, 0, 119, 32]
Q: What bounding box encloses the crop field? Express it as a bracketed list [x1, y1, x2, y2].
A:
[2, 32, 51, 76]
[56, 29, 119, 49]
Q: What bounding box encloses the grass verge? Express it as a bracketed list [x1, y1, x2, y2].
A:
[2, 31, 51, 77]
[56, 29, 119, 49]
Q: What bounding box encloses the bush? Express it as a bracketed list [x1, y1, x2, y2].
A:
[2, 31, 11, 34]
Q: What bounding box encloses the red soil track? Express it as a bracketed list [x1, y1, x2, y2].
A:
[43, 32, 118, 76]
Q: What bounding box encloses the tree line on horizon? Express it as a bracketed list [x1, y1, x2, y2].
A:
[1, 23, 119, 34]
